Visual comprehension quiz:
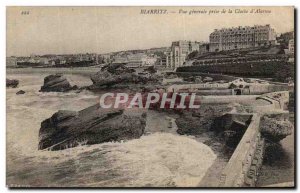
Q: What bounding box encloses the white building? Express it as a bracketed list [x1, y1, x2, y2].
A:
[209, 24, 277, 52]
[288, 39, 294, 54]
[166, 40, 202, 69]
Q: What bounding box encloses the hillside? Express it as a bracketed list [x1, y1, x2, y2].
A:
[190, 45, 284, 60]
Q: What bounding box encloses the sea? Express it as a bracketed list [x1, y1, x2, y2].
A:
[6, 68, 217, 187]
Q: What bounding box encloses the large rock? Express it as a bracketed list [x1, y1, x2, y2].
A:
[89, 63, 158, 89]
[6, 78, 19, 88]
[260, 115, 293, 142]
[16, 90, 25, 95]
[176, 104, 233, 135]
[38, 104, 147, 151]
[143, 66, 157, 74]
[212, 113, 252, 148]
[39, 74, 78, 92]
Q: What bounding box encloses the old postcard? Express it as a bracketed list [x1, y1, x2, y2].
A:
[6, 6, 295, 188]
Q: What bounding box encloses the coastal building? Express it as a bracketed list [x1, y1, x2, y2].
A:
[126, 53, 145, 68]
[159, 53, 167, 67]
[100, 54, 112, 64]
[113, 55, 128, 64]
[6, 56, 17, 67]
[112, 53, 157, 68]
[125, 53, 157, 68]
[142, 56, 157, 67]
[28, 57, 41, 64]
[288, 39, 294, 54]
[39, 57, 50, 65]
[288, 39, 295, 62]
[49, 59, 60, 66]
[157, 49, 171, 67]
[166, 40, 202, 69]
[78, 53, 94, 61]
[209, 24, 276, 52]
[199, 43, 210, 54]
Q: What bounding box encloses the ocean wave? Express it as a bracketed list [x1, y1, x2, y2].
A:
[7, 73, 216, 187]
[7, 133, 216, 187]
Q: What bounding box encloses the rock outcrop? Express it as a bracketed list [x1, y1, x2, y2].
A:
[39, 74, 78, 92]
[89, 63, 159, 89]
[38, 104, 147, 151]
[260, 115, 293, 142]
[143, 66, 157, 74]
[212, 113, 252, 148]
[176, 104, 233, 135]
[6, 78, 19, 88]
[16, 90, 25, 95]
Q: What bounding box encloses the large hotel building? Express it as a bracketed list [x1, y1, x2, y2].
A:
[209, 24, 276, 52]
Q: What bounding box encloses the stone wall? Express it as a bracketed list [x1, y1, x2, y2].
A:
[167, 81, 289, 96]
[218, 91, 290, 187]
[219, 113, 263, 187]
[174, 72, 239, 82]
[167, 83, 230, 92]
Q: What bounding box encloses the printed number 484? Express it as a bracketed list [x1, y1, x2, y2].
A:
[21, 11, 30, 15]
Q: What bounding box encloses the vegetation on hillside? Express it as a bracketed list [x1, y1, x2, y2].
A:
[177, 62, 294, 83]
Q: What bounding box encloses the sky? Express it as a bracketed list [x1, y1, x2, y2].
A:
[7, 6, 294, 57]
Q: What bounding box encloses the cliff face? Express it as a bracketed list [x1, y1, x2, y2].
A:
[38, 104, 147, 151]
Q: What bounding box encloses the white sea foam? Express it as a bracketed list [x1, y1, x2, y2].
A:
[6, 73, 216, 187]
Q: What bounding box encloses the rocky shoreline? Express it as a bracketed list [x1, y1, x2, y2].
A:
[36, 65, 293, 153]
[88, 63, 162, 91]
[6, 66, 295, 187]
[39, 74, 78, 92]
[39, 104, 147, 151]
[6, 78, 19, 88]
[10, 64, 290, 187]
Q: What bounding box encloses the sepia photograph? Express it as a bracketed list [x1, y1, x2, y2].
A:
[6, 6, 295, 188]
